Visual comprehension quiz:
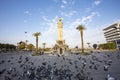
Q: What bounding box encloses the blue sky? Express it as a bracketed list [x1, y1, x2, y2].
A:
[0, 0, 120, 48]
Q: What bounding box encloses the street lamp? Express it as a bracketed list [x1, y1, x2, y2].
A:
[25, 31, 28, 51]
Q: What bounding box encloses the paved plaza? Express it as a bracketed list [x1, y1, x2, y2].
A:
[0, 50, 120, 80]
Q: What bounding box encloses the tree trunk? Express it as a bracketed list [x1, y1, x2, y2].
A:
[80, 30, 84, 53]
[36, 36, 38, 54]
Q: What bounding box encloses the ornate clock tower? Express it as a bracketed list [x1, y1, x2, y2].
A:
[53, 18, 68, 54]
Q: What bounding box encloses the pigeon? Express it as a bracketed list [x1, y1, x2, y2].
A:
[75, 65, 78, 69]
[7, 70, 11, 75]
[89, 65, 92, 69]
[25, 57, 29, 62]
[90, 77, 93, 80]
[104, 65, 108, 71]
[42, 62, 46, 66]
[57, 54, 60, 57]
[24, 31, 27, 34]
[54, 62, 56, 65]
[0, 69, 6, 75]
[1, 60, 5, 64]
[18, 60, 22, 63]
[27, 70, 31, 76]
[5, 75, 11, 80]
[8, 60, 11, 63]
[108, 60, 112, 65]
[107, 74, 115, 80]
[75, 73, 85, 80]
[30, 62, 34, 65]
[20, 64, 24, 67]
[19, 55, 22, 60]
[94, 65, 98, 70]
[69, 61, 73, 65]
[62, 56, 65, 60]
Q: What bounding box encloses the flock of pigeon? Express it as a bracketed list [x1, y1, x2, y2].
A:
[0, 50, 120, 80]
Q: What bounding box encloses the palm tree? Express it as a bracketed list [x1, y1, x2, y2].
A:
[25, 40, 28, 50]
[42, 43, 46, 49]
[87, 42, 90, 48]
[33, 32, 41, 54]
[76, 25, 86, 53]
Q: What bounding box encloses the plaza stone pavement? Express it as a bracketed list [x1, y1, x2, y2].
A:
[0, 51, 120, 80]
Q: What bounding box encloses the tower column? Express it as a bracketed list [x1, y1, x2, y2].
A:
[57, 18, 63, 40]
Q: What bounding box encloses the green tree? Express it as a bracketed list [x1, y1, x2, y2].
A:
[0, 43, 16, 51]
[25, 40, 28, 49]
[42, 43, 46, 49]
[19, 42, 26, 50]
[5, 44, 10, 50]
[0, 43, 2, 50]
[10, 44, 16, 50]
[33, 32, 41, 54]
[27, 43, 34, 50]
[76, 25, 86, 53]
[99, 42, 116, 50]
[93, 44, 97, 49]
[87, 42, 90, 48]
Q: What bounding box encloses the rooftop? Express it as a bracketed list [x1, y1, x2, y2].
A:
[103, 22, 120, 31]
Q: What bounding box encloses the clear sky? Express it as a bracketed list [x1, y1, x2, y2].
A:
[0, 0, 120, 48]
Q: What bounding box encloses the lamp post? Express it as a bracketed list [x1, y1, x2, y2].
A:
[25, 31, 28, 51]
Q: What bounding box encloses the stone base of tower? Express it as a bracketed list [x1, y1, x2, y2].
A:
[53, 40, 68, 54]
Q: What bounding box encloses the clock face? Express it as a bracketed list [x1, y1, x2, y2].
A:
[59, 18, 62, 21]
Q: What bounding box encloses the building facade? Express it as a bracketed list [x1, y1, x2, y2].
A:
[103, 22, 120, 50]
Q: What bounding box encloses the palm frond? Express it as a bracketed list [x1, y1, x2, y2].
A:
[33, 32, 41, 37]
[76, 25, 86, 31]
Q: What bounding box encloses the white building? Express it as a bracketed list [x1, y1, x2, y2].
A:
[103, 22, 120, 50]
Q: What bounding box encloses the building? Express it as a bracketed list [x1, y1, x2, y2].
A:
[103, 22, 120, 50]
[53, 18, 68, 54]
